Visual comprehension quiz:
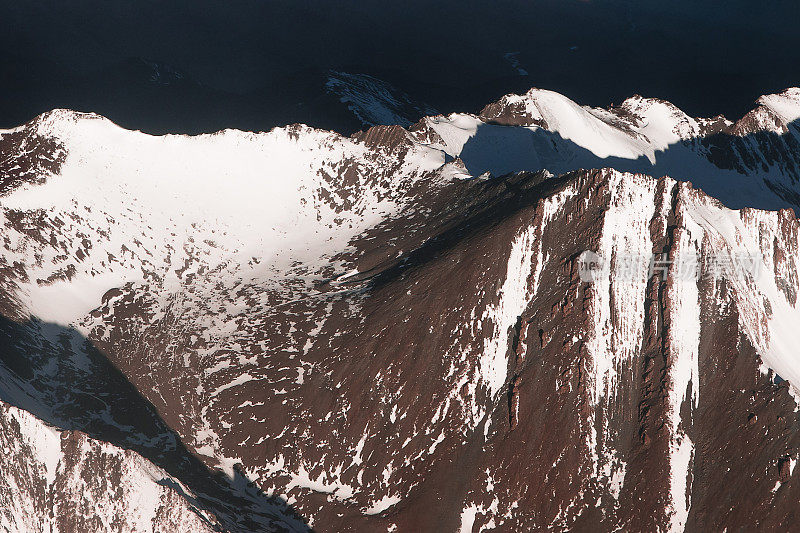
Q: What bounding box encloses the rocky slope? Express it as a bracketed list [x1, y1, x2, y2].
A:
[1, 87, 800, 531]
[0, 398, 218, 532]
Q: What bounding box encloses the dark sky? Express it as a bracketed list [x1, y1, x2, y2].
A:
[2, 0, 799, 134]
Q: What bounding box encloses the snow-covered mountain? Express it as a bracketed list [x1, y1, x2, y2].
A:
[1, 87, 800, 531]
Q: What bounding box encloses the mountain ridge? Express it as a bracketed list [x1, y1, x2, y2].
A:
[2, 86, 800, 531]
[7, 84, 800, 212]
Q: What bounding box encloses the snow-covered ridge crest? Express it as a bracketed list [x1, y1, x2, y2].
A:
[417, 86, 800, 212]
[1, 107, 446, 325]
[480, 86, 800, 141]
[745, 87, 800, 133]
[7, 82, 800, 218]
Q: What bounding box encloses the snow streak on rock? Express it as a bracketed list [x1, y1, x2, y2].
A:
[586, 172, 660, 405]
